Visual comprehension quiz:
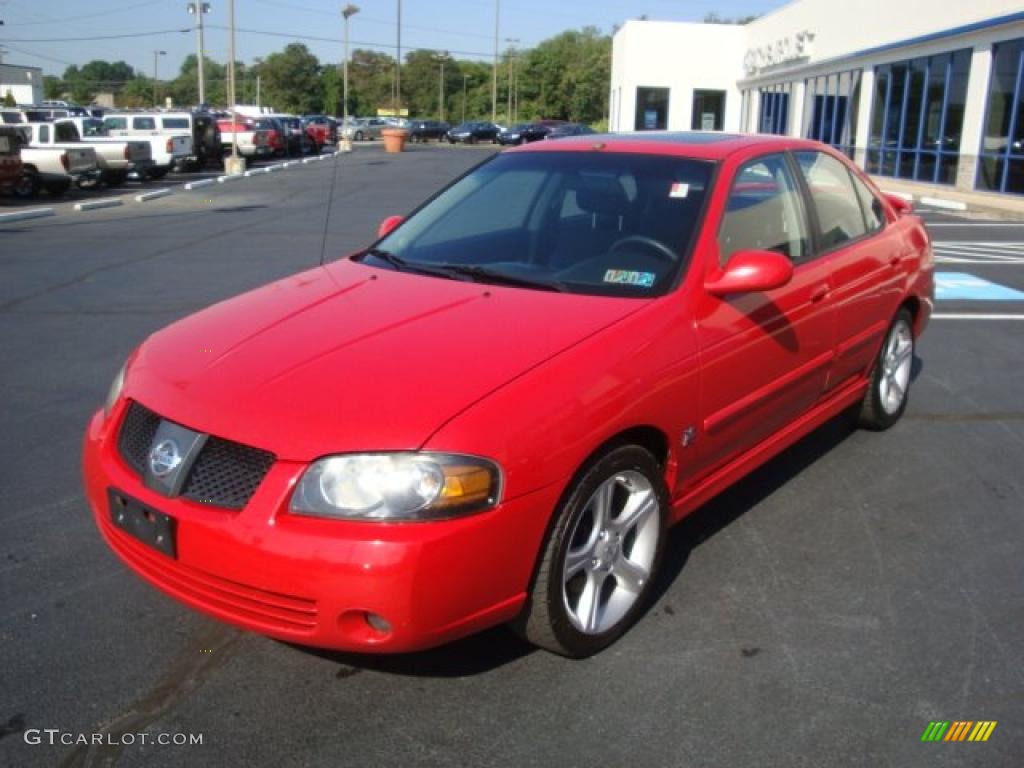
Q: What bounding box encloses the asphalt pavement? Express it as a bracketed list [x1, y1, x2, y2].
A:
[1, 143, 1022, 768]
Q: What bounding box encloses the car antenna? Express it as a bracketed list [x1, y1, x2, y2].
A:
[319, 139, 345, 267]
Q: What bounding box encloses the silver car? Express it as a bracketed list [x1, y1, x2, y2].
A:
[340, 118, 387, 141]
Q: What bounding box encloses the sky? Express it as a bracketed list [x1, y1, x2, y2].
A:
[0, 0, 782, 79]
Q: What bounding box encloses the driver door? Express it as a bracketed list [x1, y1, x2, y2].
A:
[692, 152, 835, 478]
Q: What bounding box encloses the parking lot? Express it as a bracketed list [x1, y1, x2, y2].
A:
[1, 143, 1022, 767]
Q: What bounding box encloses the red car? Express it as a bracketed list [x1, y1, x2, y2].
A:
[83, 133, 933, 657]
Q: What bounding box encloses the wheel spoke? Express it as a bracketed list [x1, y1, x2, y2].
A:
[591, 479, 617, 530]
[612, 556, 649, 594]
[889, 376, 905, 402]
[610, 491, 656, 536]
[577, 570, 609, 632]
[564, 546, 593, 581]
[894, 340, 913, 367]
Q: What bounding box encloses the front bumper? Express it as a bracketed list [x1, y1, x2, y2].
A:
[82, 405, 559, 652]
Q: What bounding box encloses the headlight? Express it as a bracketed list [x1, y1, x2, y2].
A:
[104, 360, 127, 417]
[290, 453, 501, 521]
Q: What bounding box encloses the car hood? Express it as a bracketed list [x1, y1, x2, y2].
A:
[125, 259, 649, 461]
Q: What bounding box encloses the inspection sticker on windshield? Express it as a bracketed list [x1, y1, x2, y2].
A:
[669, 182, 689, 198]
[604, 270, 655, 288]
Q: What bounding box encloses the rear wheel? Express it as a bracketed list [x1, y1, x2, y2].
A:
[859, 308, 914, 430]
[516, 444, 667, 657]
[147, 167, 169, 180]
[13, 172, 39, 199]
[354, 131, 364, 142]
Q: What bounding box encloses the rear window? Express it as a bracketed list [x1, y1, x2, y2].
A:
[161, 118, 190, 129]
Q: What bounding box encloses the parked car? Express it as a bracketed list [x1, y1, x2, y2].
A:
[301, 115, 337, 151]
[545, 123, 597, 140]
[216, 117, 273, 161]
[446, 121, 500, 144]
[19, 104, 91, 121]
[253, 117, 287, 157]
[148, 112, 221, 170]
[102, 113, 193, 178]
[276, 116, 314, 155]
[0, 126, 26, 196]
[17, 124, 99, 196]
[497, 122, 552, 145]
[83, 133, 934, 658]
[340, 117, 386, 142]
[54, 117, 154, 185]
[408, 120, 450, 142]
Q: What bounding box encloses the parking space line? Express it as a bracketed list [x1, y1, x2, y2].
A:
[932, 313, 1024, 320]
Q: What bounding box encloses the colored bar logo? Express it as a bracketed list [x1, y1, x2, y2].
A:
[921, 721, 997, 742]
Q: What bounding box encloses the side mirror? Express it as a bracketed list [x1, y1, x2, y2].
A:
[884, 193, 913, 216]
[377, 215, 404, 239]
[705, 250, 794, 297]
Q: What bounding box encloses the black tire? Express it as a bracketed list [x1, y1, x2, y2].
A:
[858, 308, 915, 430]
[515, 444, 668, 658]
[13, 173, 39, 199]
[354, 131, 364, 142]
[468, 135, 477, 145]
[44, 179, 71, 196]
[148, 167, 169, 180]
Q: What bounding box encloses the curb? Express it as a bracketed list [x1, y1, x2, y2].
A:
[0, 207, 56, 223]
[74, 197, 123, 212]
[184, 178, 215, 190]
[135, 188, 172, 203]
[919, 196, 968, 211]
[217, 173, 245, 184]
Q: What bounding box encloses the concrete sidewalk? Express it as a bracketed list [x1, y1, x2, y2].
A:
[870, 174, 1024, 220]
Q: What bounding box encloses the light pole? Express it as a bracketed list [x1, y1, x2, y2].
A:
[394, 0, 402, 120]
[342, 4, 359, 150]
[461, 72, 468, 123]
[434, 51, 448, 122]
[491, 0, 499, 123]
[505, 38, 519, 125]
[152, 50, 166, 106]
[186, 2, 210, 106]
[225, 0, 244, 173]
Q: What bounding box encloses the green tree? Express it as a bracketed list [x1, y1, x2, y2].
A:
[43, 76, 64, 100]
[519, 27, 611, 123]
[3, 91, 16, 107]
[168, 54, 228, 107]
[256, 43, 322, 114]
[348, 49, 396, 116]
[321, 64, 341, 116]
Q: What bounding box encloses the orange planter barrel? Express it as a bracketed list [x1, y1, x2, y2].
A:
[381, 128, 410, 153]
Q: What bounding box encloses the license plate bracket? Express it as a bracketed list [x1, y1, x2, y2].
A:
[108, 489, 177, 559]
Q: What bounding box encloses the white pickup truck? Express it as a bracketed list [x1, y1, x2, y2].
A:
[217, 116, 273, 161]
[102, 113, 193, 179]
[51, 118, 154, 185]
[18, 123, 99, 196]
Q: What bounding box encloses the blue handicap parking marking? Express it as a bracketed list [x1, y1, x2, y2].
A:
[935, 272, 1024, 301]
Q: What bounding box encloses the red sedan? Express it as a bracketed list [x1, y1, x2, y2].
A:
[83, 132, 933, 657]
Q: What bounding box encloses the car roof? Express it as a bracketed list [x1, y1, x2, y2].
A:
[512, 131, 827, 160]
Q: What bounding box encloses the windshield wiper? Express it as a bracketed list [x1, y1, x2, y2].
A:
[434, 264, 566, 292]
[360, 248, 463, 281]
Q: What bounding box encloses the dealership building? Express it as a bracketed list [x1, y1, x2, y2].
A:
[609, 0, 1024, 197]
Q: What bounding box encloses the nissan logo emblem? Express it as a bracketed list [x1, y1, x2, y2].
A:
[149, 439, 183, 478]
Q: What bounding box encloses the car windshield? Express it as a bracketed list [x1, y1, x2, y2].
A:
[364, 151, 713, 297]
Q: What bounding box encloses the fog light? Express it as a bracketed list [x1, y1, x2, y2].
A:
[365, 612, 391, 634]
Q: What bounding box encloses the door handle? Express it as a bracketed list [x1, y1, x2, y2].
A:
[810, 284, 830, 303]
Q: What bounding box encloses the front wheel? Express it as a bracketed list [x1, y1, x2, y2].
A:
[515, 444, 667, 657]
[859, 308, 914, 430]
[13, 173, 39, 199]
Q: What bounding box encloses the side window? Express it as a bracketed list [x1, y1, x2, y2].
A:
[718, 154, 809, 265]
[104, 117, 127, 131]
[849, 171, 886, 232]
[794, 151, 869, 249]
[133, 117, 156, 130]
[39, 125, 50, 143]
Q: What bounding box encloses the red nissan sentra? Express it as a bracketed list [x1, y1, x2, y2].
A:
[83, 132, 933, 657]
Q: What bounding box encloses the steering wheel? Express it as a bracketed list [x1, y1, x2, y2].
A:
[607, 235, 679, 264]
